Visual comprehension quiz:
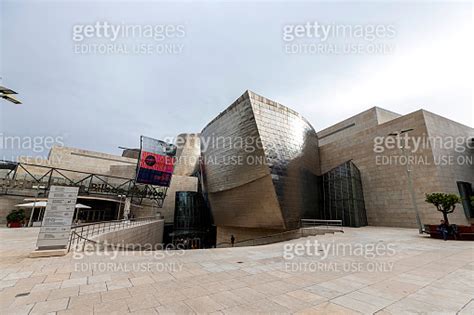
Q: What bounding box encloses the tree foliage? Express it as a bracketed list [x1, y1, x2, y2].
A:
[425, 193, 460, 224]
[6, 209, 25, 223]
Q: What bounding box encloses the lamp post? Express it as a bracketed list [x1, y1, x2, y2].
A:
[387, 129, 423, 234]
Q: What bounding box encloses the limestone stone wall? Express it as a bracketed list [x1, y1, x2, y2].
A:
[423, 110, 474, 224]
[92, 220, 164, 248]
[109, 165, 136, 178]
[159, 175, 198, 223]
[318, 108, 473, 227]
[19, 146, 136, 177]
[318, 107, 400, 146]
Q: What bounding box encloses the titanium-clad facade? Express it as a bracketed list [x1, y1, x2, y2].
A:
[200, 91, 321, 232]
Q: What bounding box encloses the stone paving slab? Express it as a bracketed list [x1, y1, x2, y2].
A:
[0, 226, 473, 314]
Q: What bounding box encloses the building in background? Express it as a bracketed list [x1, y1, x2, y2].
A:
[317, 107, 474, 228]
[0, 90, 472, 248]
[200, 91, 473, 244]
[0, 137, 199, 226]
[160, 133, 200, 223]
[0, 147, 141, 225]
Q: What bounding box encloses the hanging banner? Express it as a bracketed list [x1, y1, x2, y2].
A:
[136, 136, 177, 187]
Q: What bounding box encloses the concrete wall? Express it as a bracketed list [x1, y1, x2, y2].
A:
[92, 220, 164, 248]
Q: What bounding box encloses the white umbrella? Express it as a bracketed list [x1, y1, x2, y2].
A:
[15, 202, 91, 209]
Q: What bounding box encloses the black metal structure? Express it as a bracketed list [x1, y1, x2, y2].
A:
[321, 161, 368, 227]
[0, 161, 168, 206]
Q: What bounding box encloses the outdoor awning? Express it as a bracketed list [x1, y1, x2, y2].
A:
[15, 202, 91, 209]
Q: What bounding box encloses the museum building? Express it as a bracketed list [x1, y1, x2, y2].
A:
[1, 90, 472, 246]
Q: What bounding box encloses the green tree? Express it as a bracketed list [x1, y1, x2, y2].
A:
[6, 209, 25, 223]
[425, 193, 460, 225]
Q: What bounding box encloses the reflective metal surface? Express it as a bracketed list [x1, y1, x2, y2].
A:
[200, 91, 321, 230]
[173, 133, 201, 176]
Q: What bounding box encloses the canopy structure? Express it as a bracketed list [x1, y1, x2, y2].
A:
[15, 202, 91, 209]
[15, 202, 92, 227]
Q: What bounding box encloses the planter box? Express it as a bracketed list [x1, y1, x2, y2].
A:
[424, 224, 474, 240]
[8, 222, 22, 228]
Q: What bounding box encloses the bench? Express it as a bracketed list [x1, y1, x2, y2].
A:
[424, 224, 474, 240]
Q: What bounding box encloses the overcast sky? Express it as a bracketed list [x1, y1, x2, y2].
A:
[1, 0, 472, 159]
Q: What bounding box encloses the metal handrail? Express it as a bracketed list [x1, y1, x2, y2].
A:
[71, 216, 157, 229]
[218, 229, 300, 247]
[216, 219, 344, 247]
[70, 230, 151, 252]
[300, 219, 343, 230]
[68, 216, 160, 252]
[0, 160, 169, 206]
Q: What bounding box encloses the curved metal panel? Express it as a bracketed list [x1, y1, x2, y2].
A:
[201, 91, 321, 230]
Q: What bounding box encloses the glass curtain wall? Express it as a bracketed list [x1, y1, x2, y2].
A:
[321, 161, 368, 227]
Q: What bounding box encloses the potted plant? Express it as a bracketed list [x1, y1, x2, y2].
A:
[6, 209, 26, 228]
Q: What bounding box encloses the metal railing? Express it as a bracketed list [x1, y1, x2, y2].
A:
[68, 216, 160, 252]
[217, 229, 306, 247]
[216, 219, 344, 247]
[0, 160, 169, 206]
[300, 219, 343, 231]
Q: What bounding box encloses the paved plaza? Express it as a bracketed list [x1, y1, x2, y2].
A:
[0, 227, 473, 314]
